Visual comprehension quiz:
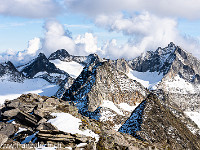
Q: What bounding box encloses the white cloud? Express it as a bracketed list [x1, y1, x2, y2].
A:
[1, 18, 200, 66]
[41, 20, 76, 56]
[41, 20, 101, 56]
[75, 33, 99, 55]
[0, 38, 41, 66]
[0, 0, 62, 18]
[0, 20, 102, 65]
[97, 12, 200, 59]
[65, 0, 200, 20]
[27, 38, 41, 55]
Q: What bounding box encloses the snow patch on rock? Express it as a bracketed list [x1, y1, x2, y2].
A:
[48, 113, 99, 142]
[50, 59, 84, 78]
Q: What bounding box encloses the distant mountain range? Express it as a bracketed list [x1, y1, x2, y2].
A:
[0, 42, 200, 149]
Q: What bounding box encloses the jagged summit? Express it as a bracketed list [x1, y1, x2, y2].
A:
[128, 42, 177, 75]
[1, 43, 200, 149]
[20, 53, 66, 78]
[0, 61, 24, 82]
[48, 49, 70, 61]
[48, 49, 102, 66]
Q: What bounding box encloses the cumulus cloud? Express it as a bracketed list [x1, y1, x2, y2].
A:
[75, 33, 100, 55]
[0, 38, 41, 66]
[0, 20, 102, 65]
[27, 38, 41, 55]
[0, 0, 62, 18]
[97, 12, 200, 59]
[41, 20, 76, 56]
[63, 0, 200, 59]
[41, 20, 101, 56]
[65, 0, 200, 20]
[100, 39, 142, 60]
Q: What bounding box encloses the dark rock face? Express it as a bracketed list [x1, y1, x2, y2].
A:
[21, 53, 66, 78]
[164, 46, 200, 83]
[54, 76, 74, 98]
[48, 49, 101, 66]
[128, 42, 176, 75]
[48, 49, 70, 61]
[119, 93, 200, 150]
[118, 100, 146, 140]
[0, 61, 24, 82]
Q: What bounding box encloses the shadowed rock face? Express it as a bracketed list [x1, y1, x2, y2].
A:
[0, 61, 24, 82]
[48, 49, 101, 66]
[119, 93, 200, 150]
[21, 53, 66, 78]
[128, 42, 176, 75]
[48, 49, 70, 61]
[129, 42, 200, 86]
[163, 46, 200, 84]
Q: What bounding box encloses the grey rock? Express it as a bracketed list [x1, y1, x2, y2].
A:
[0, 122, 15, 137]
[128, 42, 176, 74]
[37, 123, 57, 131]
[5, 99, 20, 108]
[109, 58, 130, 74]
[20, 53, 67, 78]
[0, 134, 8, 148]
[2, 108, 19, 118]
[62, 60, 147, 124]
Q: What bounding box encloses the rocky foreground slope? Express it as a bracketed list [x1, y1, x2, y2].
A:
[0, 93, 160, 150]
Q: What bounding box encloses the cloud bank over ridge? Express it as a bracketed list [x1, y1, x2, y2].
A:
[0, 0, 200, 63]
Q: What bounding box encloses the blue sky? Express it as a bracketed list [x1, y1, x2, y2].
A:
[0, 0, 200, 63]
[0, 14, 127, 51]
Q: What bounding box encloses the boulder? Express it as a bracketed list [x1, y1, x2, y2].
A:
[0, 122, 15, 137]
[0, 134, 8, 148]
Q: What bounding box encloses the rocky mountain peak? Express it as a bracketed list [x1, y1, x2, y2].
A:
[20, 53, 65, 78]
[38, 52, 46, 58]
[128, 42, 179, 75]
[109, 58, 130, 74]
[62, 59, 148, 127]
[48, 49, 70, 61]
[0, 61, 24, 82]
[155, 42, 176, 55]
[162, 46, 200, 83]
